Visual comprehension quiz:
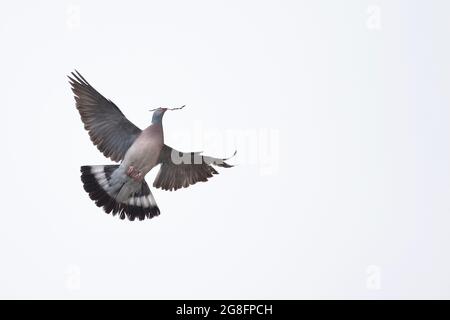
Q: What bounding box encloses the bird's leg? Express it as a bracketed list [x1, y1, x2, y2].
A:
[126, 166, 143, 182]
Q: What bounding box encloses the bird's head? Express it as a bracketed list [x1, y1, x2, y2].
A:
[150, 105, 185, 124]
[151, 107, 167, 124]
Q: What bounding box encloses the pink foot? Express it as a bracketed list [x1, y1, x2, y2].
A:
[126, 166, 143, 182]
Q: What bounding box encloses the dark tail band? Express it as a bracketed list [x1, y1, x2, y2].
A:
[81, 165, 160, 221]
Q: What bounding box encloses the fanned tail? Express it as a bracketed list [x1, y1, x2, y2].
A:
[80, 165, 160, 221]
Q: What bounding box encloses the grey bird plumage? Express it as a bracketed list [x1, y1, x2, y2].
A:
[69, 71, 234, 221]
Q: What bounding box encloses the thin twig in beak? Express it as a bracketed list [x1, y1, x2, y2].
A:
[149, 105, 186, 112]
[168, 105, 186, 111]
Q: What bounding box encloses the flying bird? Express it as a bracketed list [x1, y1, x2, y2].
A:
[69, 71, 235, 221]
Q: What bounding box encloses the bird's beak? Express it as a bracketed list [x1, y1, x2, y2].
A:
[149, 107, 168, 112]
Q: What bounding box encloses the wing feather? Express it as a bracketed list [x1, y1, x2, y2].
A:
[153, 145, 235, 191]
[69, 70, 141, 162]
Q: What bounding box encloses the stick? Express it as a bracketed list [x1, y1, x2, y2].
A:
[149, 105, 186, 112]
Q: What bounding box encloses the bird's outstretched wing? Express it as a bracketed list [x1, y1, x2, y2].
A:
[69, 70, 142, 162]
[153, 145, 235, 191]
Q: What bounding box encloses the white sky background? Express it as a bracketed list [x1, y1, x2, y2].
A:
[0, 0, 449, 299]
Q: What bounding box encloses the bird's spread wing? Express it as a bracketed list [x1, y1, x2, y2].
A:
[153, 145, 235, 191]
[69, 70, 142, 162]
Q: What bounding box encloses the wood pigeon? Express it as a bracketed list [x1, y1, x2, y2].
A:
[69, 71, 235, 221]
